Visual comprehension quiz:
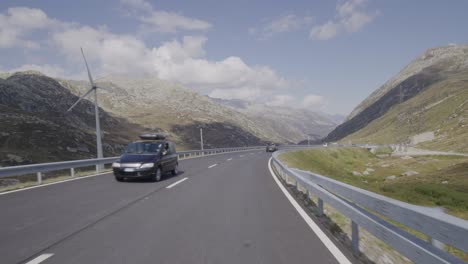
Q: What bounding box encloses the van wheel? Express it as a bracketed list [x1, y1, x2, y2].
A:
[172, 163, 179, 176]
[153, 168, 162, 182]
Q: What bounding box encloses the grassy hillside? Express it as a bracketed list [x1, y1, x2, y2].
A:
[279, 148, 468, 220]
[340, 71, 468, 153]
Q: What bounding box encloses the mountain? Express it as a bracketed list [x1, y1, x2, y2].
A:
[58, 75, 272, 148]
[0, 70, 340, 165]
[326, 44, 468, 152]
[59, 76, 339, 145]
[210, 97, 339, 143]
[0, 72, 144, 166]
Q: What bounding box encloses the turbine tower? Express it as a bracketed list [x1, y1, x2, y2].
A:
[67, 48, 104, 167]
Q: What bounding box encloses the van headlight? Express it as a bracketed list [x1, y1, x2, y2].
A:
[140, 163, 154, 169]
[112, 162, 121, 168]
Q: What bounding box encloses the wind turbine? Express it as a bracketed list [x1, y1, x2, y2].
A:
[67, 48, 104, 166]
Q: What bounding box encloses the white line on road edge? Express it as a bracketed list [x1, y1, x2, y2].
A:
[267, 158, 351, 264]
[166, 177, 188, 189]
[208, 164, 217, 168]
[0, 171, 112, 196]
[227, 158, 233, 161]
[26, 254, 54, 264]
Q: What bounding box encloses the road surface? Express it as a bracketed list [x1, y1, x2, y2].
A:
[0, 150, 345, 264]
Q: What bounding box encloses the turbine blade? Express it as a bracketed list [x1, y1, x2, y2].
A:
[81, 47, 95, 88]
[67, 87, 94, 112]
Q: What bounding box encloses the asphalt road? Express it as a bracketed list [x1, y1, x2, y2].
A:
[0, 150, 342, 264]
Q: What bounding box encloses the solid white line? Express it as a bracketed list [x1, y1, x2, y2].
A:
[0, 171, 111, 196]
[26, 253, 54, 264]
[227, 158, 233, 161]
[267, 158, 351, 264]
[208, 164, 217, 168]
[166, 177, 188, 189]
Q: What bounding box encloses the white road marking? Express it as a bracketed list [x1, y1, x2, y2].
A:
[239, 155, 245, 157]
[0, 171, 111, 196]
[166, 177, 188, 189]
[227, 158, 233, 161]
[267, 158, 351, 264]
[208, 164, 217, 168]
[26, 254, 54, 264]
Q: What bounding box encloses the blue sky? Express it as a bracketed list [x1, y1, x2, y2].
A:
[1, 0, 467, 115]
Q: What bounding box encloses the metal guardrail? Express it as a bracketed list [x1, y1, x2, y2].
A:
[0, 146, 263, 183]
[271, 148, 468, 264]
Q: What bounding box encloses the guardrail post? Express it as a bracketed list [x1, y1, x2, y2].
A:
[37, 172, 42, 184]
[317, 198, 324, 216]
[430, 238, 445, 250]
[306, 189, 311, 201]
[352, 221, 360, 255]
[70, 168, 75, 177]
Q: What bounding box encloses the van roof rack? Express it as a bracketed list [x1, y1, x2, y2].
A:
[139, 133, 166, 140]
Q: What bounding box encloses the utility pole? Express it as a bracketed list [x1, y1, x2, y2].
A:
[200, 128, 204, 150]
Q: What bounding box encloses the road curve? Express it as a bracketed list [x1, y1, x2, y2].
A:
[0, 150, 343, 264]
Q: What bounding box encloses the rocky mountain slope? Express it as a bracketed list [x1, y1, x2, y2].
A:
[0, 70, 340, 165]
[210, 97, 339, 143]
[0, 72, 143, 165]
[326, 45, 468, 152]
[59, 75, 338, 145]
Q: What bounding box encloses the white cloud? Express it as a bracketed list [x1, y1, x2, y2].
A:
[265, 94, 326, 110]
[0, 7, 58, 48]
[48, 23, 287, 101]
[310, 21, 338, 40]
[310, 0, 378, 40]
[267, 95, 295, 107]
[301, 95, 326, 109]
[1, 6, 326, 109]
[121, 0, 212, 33]
[140, 11, 212, 33]
[250, 14, 313, 39]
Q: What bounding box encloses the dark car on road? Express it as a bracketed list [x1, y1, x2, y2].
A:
[266, 143, 278, 152]
[112, 134, 178, 182]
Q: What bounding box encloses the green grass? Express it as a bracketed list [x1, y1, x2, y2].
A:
[279, 148, 468, 220]
[281, 147, 468, 259]
[373, 146, 394, 155]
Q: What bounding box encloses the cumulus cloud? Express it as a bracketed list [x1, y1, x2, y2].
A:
[310, 21, 338, 40]
[0, 7, 58, 48]
[45, 21, 288, 101]
[121, 0, 212, 33]
[266, 94, 326, 110]
[301, 95, 326, 109]
[1, 6, 325, 109]
[310, 0, 378, 40]
[250, 14, 312, 39]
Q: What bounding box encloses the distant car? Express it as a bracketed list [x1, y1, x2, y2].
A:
[266, 143, 278, 152]
[322, 142, 328, 147]
[112, 134, 178, 182]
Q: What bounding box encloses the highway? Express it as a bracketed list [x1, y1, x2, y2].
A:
[0, 150, 350, 264]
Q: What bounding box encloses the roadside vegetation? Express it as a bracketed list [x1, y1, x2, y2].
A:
[279, 147, 468, 220]
[340, 73, 468, 153]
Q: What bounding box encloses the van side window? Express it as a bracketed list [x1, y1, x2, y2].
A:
[169, 143, 176, 154]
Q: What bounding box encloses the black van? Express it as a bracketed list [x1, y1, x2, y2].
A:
[112, 134, 178, 182]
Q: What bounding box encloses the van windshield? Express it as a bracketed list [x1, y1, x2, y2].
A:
[125, 142, 162, 154]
